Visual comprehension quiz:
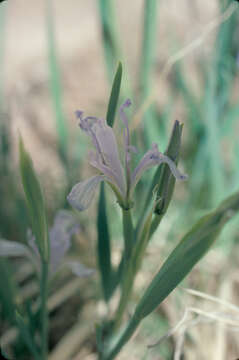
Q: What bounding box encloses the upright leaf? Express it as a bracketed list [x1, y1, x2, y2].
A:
[106, 62, 122, 127]
[97, 64, 123, 301]
[19, 137, 49, 262]
[46, 0, 68, 164]
[104, 190, 239, 359]
[97, 184, 112, 302]
[136, 191, 239, 319]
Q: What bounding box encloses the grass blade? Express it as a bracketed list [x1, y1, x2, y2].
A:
[97, 183, 112, 302]
[19, 137, 49, 262]
[0, 0, 6, 111]
[45, 0, 68, 164]
[0, 259, 18, 324]
[15, 312, 41, 360]
[141, 120, 183, 236]
[96, 64, 124, 301]
[106, 62, 122, 127]
[139, 0, 159, 145]
[98, 0, 120, 81]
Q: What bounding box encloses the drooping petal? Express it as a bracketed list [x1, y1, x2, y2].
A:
[0, 239, 32, 258]
[130, 143, 187, 194]
[0, 238, 39, 272]
[49, 210, 80, 274]
[64, 260, 95, 277]
[67, 175, 104, 211]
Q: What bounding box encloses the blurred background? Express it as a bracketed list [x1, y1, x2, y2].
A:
[0, 0, 239, 359]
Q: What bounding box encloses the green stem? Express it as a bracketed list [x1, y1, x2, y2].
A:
[41, 261, 49, 360]
[114, 204, 153, 329]
[122, 209, 134, 261]
[113, 260, 135, 330]
[112, 209, 134, 329]
[15, 311, 42, 360]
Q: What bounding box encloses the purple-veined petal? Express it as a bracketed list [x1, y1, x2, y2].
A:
[130, 143, 187, 194]
[76, 111, 126, 197]
[67, 175, 104, 211]
[89, 151, 126, 196]
[92, 119, 126, 192]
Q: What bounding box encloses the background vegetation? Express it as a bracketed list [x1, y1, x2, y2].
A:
[0, 0, 239, 359]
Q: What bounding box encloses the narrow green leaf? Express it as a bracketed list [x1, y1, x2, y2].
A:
[46, 0, 68, 164]
[0, 0, 6, 111]
[203, 71, 224, 206]
[104, 191, 239, 360]
[106, 62, 122, 127]
[145, 120, 183, 214]
[97, 183, 112, 302]
[140, 0, 158, 96]
[96, 63, 123, 301]
[142, 120, 183, 237]
[15, 311, 41, 360]
[0, 259, 18, 323]
[154, 120, 183, 215]
[139, 0, 159, 146]
[98, 0, 120, 80]
[19, 137, 49, 262]
[135, 191, 239, 319]
[173, 63, 201, 133]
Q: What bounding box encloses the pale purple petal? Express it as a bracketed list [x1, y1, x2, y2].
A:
[92, 119, 126, 193]
[130, 143, 187, 194]
[0, 239, 32, 258]
[119, 99, 135, 175]
[49, 210, 80, 274]
[67, 175, 104, 211]
[89, 152, 125, 196]
[64, 260, 95, 277]
[120, 99, 131, 147]
[0, 238, 39, 272]
[76, 111, 126, 197]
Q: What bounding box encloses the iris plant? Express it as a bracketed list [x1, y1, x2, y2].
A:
[67, 99, 187, 212]
[0, 210, 93, 278]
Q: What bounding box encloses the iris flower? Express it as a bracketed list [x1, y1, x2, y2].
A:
[0, 210, 93, 278]
[67, 100, 187, 211]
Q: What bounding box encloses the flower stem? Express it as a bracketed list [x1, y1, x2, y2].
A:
[122, 208, 134, 261]
[114, 201, 154, 329]
[40, 261, 49, 360]
[112, 209, 134, 329]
